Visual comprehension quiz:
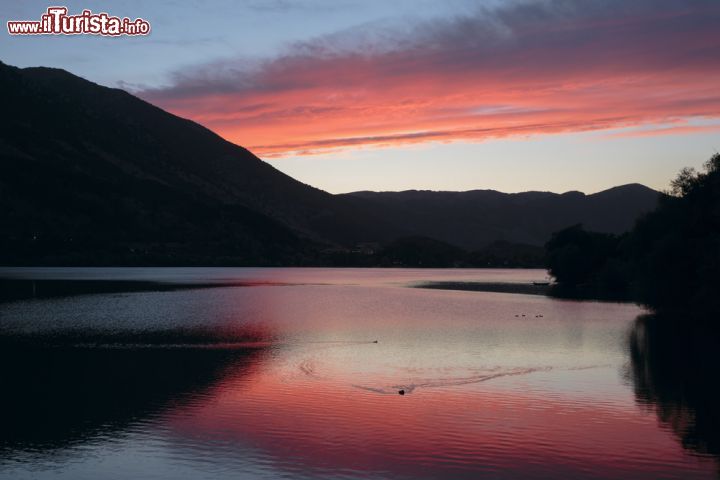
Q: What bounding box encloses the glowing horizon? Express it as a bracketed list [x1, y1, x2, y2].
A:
[4, 0, 720, 194]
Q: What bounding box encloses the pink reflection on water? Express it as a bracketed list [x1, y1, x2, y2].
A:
[161, 348, 712, 479]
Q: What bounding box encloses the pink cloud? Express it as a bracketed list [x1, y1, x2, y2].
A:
[138, 0, 720, 157]
[606, 123, 720, 138]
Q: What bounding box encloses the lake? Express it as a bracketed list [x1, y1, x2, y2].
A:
[0, 268, 717, 479]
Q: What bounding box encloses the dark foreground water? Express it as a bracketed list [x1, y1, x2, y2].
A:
[0, 268, 718, 479]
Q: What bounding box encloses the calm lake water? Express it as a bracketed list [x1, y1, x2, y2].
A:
[0, 268, 718, 479]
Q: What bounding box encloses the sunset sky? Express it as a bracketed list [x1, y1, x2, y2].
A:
[3, 0, 719, 193]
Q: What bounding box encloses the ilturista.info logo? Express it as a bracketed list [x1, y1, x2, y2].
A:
[7, 6, 150, 36]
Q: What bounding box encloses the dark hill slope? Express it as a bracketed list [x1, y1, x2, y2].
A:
[0, 60, 659, 264]
[0, 61, 393, 264]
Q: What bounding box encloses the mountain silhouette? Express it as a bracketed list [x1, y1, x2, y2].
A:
[341, 184, 658, 249]
[0, 61, 659, 265]
[0, 60, 392, 264]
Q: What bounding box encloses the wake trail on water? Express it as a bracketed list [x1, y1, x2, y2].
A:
[294, 340, 611, 394]
[351, 366, 554, 395]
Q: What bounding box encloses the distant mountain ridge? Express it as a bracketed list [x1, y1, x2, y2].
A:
[0, 60, 660, 265]
[340, 184, 659, 248]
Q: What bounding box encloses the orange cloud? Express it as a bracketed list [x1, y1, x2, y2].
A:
[607, 123, 720, 138]
[139, 0, 720, 157]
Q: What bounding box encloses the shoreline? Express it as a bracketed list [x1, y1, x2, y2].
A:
[412, 281, 551, 296]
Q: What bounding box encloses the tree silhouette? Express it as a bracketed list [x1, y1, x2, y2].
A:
[632, 154, 720, 315]
[546, 154, 720, 316]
